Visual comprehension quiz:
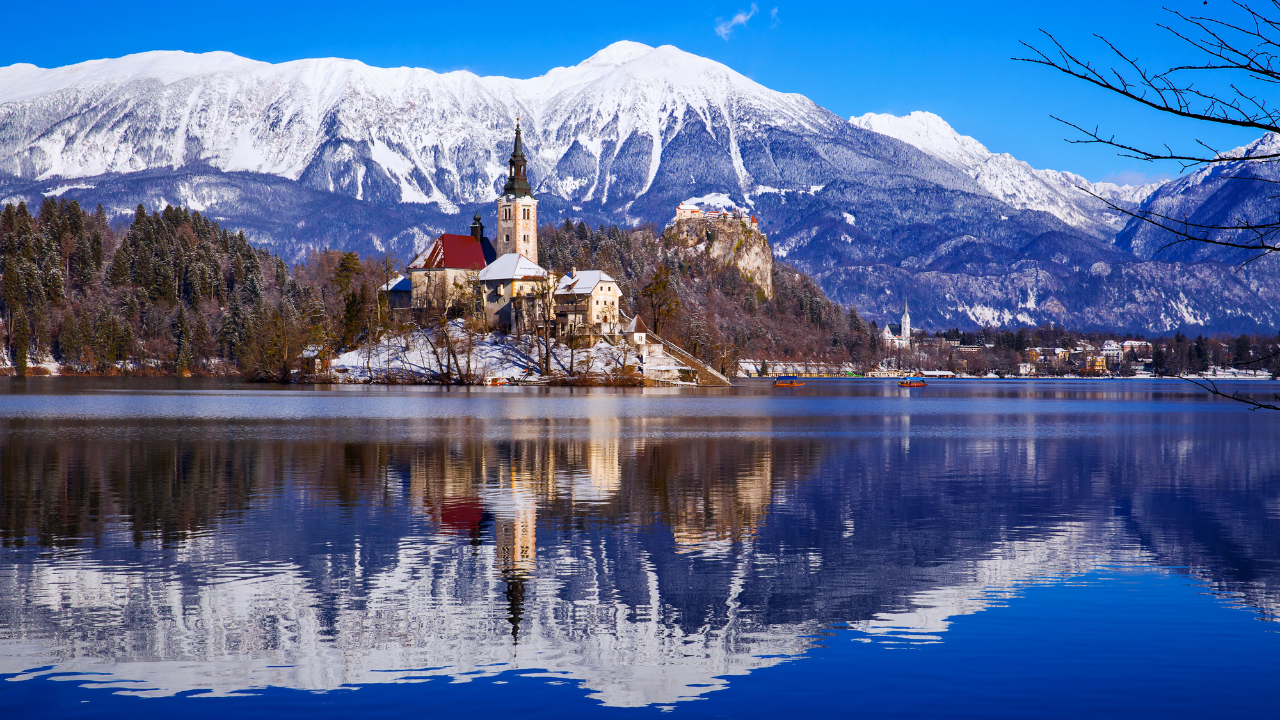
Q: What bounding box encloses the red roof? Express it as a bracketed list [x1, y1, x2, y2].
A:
[409, 233, 487, 270]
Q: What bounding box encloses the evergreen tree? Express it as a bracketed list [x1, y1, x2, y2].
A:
[57, 310, 83, 367]
[848, 307, 867, 335]
[192, 310, 213, 367]
[10, 307, 28, 376]
[1233, 334, 1252, 367]
[218, 295, 247, 362]
[174, 305, 192, 374]
[106, 243, 131, 287]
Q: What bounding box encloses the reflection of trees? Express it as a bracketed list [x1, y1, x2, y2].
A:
[0, 431, 261, 546]
[3, 413, 1280, 703]
[4, 417, 1280, 623]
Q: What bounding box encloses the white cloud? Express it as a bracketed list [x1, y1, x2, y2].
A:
[770, 7, 780, 27]
[715, 3, 759, 40]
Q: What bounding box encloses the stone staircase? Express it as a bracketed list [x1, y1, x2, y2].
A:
[619, 313, 733, 387]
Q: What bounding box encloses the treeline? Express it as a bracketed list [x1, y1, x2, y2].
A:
[1, 200, 868, 382]
[913, 324, 1280, 376]
[542, 220, 872, 375]
[0, 199, 396, 379]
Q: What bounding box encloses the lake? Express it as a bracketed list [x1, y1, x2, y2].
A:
[1, 377, 1278, 718]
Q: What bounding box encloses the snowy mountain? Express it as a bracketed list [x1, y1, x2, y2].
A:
[850, 111, 1163, 238]
[1115, 132, 1280, 263]
[0, 43, 1273, 333]
[0, 42, 873, 225]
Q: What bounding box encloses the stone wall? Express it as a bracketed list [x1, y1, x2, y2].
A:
[666, 218, 774, 299]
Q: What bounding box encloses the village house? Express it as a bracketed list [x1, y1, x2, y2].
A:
[1102, 340, 1123, 363]
[1028, 347, 1070, 364]
[554, 268, 622, 341]
[380, 274, 412, 309]
[298, 345, 337, 375]
[475, 253, 550, 332]
[1122, 340, 1153, 358]
[622, 315, 692, 383]
[407, 213, 495, 309]
[1084, 355, 1109, 375]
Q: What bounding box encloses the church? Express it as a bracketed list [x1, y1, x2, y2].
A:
[403, 122, 622, 340]
[881, 302, 912, 349]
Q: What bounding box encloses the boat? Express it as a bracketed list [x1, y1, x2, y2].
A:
[898, 377, 927, 388]
[772, 375, 805, 388]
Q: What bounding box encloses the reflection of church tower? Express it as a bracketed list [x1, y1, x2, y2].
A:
[503, 572, 527, 643]
[495, 122, 539, 262]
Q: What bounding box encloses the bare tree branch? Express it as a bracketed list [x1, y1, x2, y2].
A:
[1016, 3, 1280, 170]
[1071, 181, 1280, 259]
[1018, 2, 1280, 410]
[1183, 376, 1280, 411]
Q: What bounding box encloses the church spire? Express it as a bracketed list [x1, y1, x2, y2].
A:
[502, 120, 533, 198]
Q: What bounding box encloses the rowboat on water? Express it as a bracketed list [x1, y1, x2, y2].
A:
[898, 377, 927, 388]
[772, 375, 805, 388]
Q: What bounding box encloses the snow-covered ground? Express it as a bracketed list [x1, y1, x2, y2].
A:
[332, 323, 637, 383]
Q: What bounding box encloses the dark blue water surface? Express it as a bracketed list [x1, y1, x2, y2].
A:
[1, 377, 1278, 718]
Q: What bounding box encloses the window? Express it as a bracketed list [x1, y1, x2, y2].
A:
[522, 208, 530, 220]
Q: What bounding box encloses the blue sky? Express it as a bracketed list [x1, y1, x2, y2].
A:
[2, 0, 1264, 183]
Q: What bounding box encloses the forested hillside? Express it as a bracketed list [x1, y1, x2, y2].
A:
[541, 220, 871, 375]
[0, 201, 864, 380]
[0, 199, 394, 379]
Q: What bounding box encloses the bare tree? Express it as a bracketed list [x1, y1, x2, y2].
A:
[1020, 2, 1280, 408]
[641, 265, 680, 335]
[527, 275, 557, 377]
[1018, 1, 1280, 259]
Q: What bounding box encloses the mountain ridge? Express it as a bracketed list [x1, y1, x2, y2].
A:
[1, 43, 1273, 334]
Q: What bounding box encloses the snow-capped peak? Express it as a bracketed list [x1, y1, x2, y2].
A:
[578, 41, 656, 68]
[0, 50, 268, 104]
[851, 110, 1164, 236]
[852, 111, 990, 170]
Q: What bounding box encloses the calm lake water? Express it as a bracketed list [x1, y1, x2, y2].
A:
[1, 377, 1279, 718]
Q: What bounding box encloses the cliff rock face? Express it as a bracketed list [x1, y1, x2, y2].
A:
[666, 217, 773, 298]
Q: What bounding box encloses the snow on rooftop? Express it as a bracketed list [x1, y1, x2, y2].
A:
[623, 315, 649, 334]
[380, 275, 410, 293]
[555, 269, 615, 294]
[476, 252, 546, 281]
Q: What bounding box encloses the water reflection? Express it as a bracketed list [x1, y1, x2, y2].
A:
[0, 381, 1278, 707]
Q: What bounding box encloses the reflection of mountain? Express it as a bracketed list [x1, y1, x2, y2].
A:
[1, 406, 1278, 706]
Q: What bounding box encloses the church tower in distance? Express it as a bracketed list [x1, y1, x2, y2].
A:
[495, 121, 539, 263]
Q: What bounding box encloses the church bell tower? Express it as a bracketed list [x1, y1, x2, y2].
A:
[496, 121, 539, 263]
